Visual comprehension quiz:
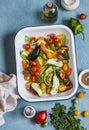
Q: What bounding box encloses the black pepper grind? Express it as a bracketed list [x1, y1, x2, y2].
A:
[42, 2, 58, 23]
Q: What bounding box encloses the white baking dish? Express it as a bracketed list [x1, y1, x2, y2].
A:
[15, 25, 78, 102]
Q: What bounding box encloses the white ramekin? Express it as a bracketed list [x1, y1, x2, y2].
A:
[61, 0, 80, 10]
[79, 69, 89, 89]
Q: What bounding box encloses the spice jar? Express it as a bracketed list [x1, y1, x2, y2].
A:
[42, 2, 58, 23]
[23, 106, 36, 118]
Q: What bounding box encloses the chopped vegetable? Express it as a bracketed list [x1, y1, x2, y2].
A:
[46, 52, 54, 58]
[46, 58, 63, 67]
[31, 83, 43, 97]
[58, 82, 73, 92]
[63, 63, 69, 72]
[57, 34, 66, 41]
[25, 81, 31, 89]
[22, 60, 30, 70]
[50, 72, 60, 95]
[36, 36, 44, 41]
[46, 88, 51, 94]
[58, 84, 67, 92]
[66, 67, 72, 76]
[23, 43, 30, 50]
[40, 83, 47, 92]
[40, 42, 46, 51]
[20, 50, 30, 60]
[24, 35, 30, 43]
[44, 66, 54, 86]
[27, 48, 34, 53]
[36, 56, 44, 67]
[69, 18, 84, 40]
[28, 46, 40, 60]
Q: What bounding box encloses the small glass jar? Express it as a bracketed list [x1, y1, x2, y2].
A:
[42, 2, 58, 23]
[23, 106, 36, 118]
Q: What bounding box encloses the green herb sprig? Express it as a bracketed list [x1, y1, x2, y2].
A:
[50, 103, 86, 130]
[68, 18, 84, 40]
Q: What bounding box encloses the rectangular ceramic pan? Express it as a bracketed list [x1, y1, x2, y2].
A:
[15, 25, 78, 102]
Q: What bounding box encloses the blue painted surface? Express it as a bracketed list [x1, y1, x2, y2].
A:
[0, 0, 89, 129]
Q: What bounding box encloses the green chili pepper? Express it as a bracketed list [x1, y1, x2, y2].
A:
[69, 18, 84, 40]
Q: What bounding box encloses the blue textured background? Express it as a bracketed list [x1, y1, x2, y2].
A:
[0, 0, 89, 130]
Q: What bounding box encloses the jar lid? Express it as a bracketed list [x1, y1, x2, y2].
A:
[47, 2, 53, 8]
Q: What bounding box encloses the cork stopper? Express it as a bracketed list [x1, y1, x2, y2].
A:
[47, 2, 53, 8]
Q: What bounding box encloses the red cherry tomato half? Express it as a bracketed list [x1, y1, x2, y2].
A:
[56, 53, 64, 60]
[35, 71, 40, 76]
[32, 61, 37, 66]
[46, 38, 53, 44]
[23, 43, 30, 49]
[79, 13, 86, 20]
[49, 33, 57, 39]
[32, 65, 40, 72]
[54, 38, 59, 43]
[59, 70, 65, 80]
[31, 75, 38, 82]
[29, 87, 36, 95]
[35, 111, 47, 124]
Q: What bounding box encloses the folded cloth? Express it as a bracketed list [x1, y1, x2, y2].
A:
[0, 72, 20, 126]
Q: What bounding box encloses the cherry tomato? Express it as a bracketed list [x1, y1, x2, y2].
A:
[32, 61, 37, 66]
[23, 70, 30, 76]
[32, 65, 40, 72]
[61, 45, 69, 50]
[31, 75, 37, 82]
[46, 38, 53, 44]
[23, 43, 30, 49]
[66, 82, 73, 91]
[56, 53, 64, 60]
[59, 70, 65, 80]
[79, 13, 86, 20]
[49, 33, 57, 39]
[22, 60, 30, 69]
[35, 71, 40, 76]
[29, 87, 36, 95]
[54, 38, 59, 43]
[35, 111, 47, 124]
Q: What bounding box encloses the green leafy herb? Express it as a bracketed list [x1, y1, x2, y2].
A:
[20, 50, 30, 60]
[58, 48, 69, 60]
[38, 74, 44, 83]
[60, 38, 68, 45]
[47, 45, 56, 51]
[50, 103, 86, 130]
[24, 35, 30, 43]
[69, 18, 84, 40]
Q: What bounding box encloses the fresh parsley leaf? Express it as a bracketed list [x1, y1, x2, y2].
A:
[50, 103, 86, 130]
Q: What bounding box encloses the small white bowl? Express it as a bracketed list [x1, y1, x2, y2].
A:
[23, 106, 36, 118]
[79, 69, 89, 89]
[61, 0, 80, 10]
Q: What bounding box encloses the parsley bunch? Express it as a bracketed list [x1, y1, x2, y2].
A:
[50, 103, 86, 130]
